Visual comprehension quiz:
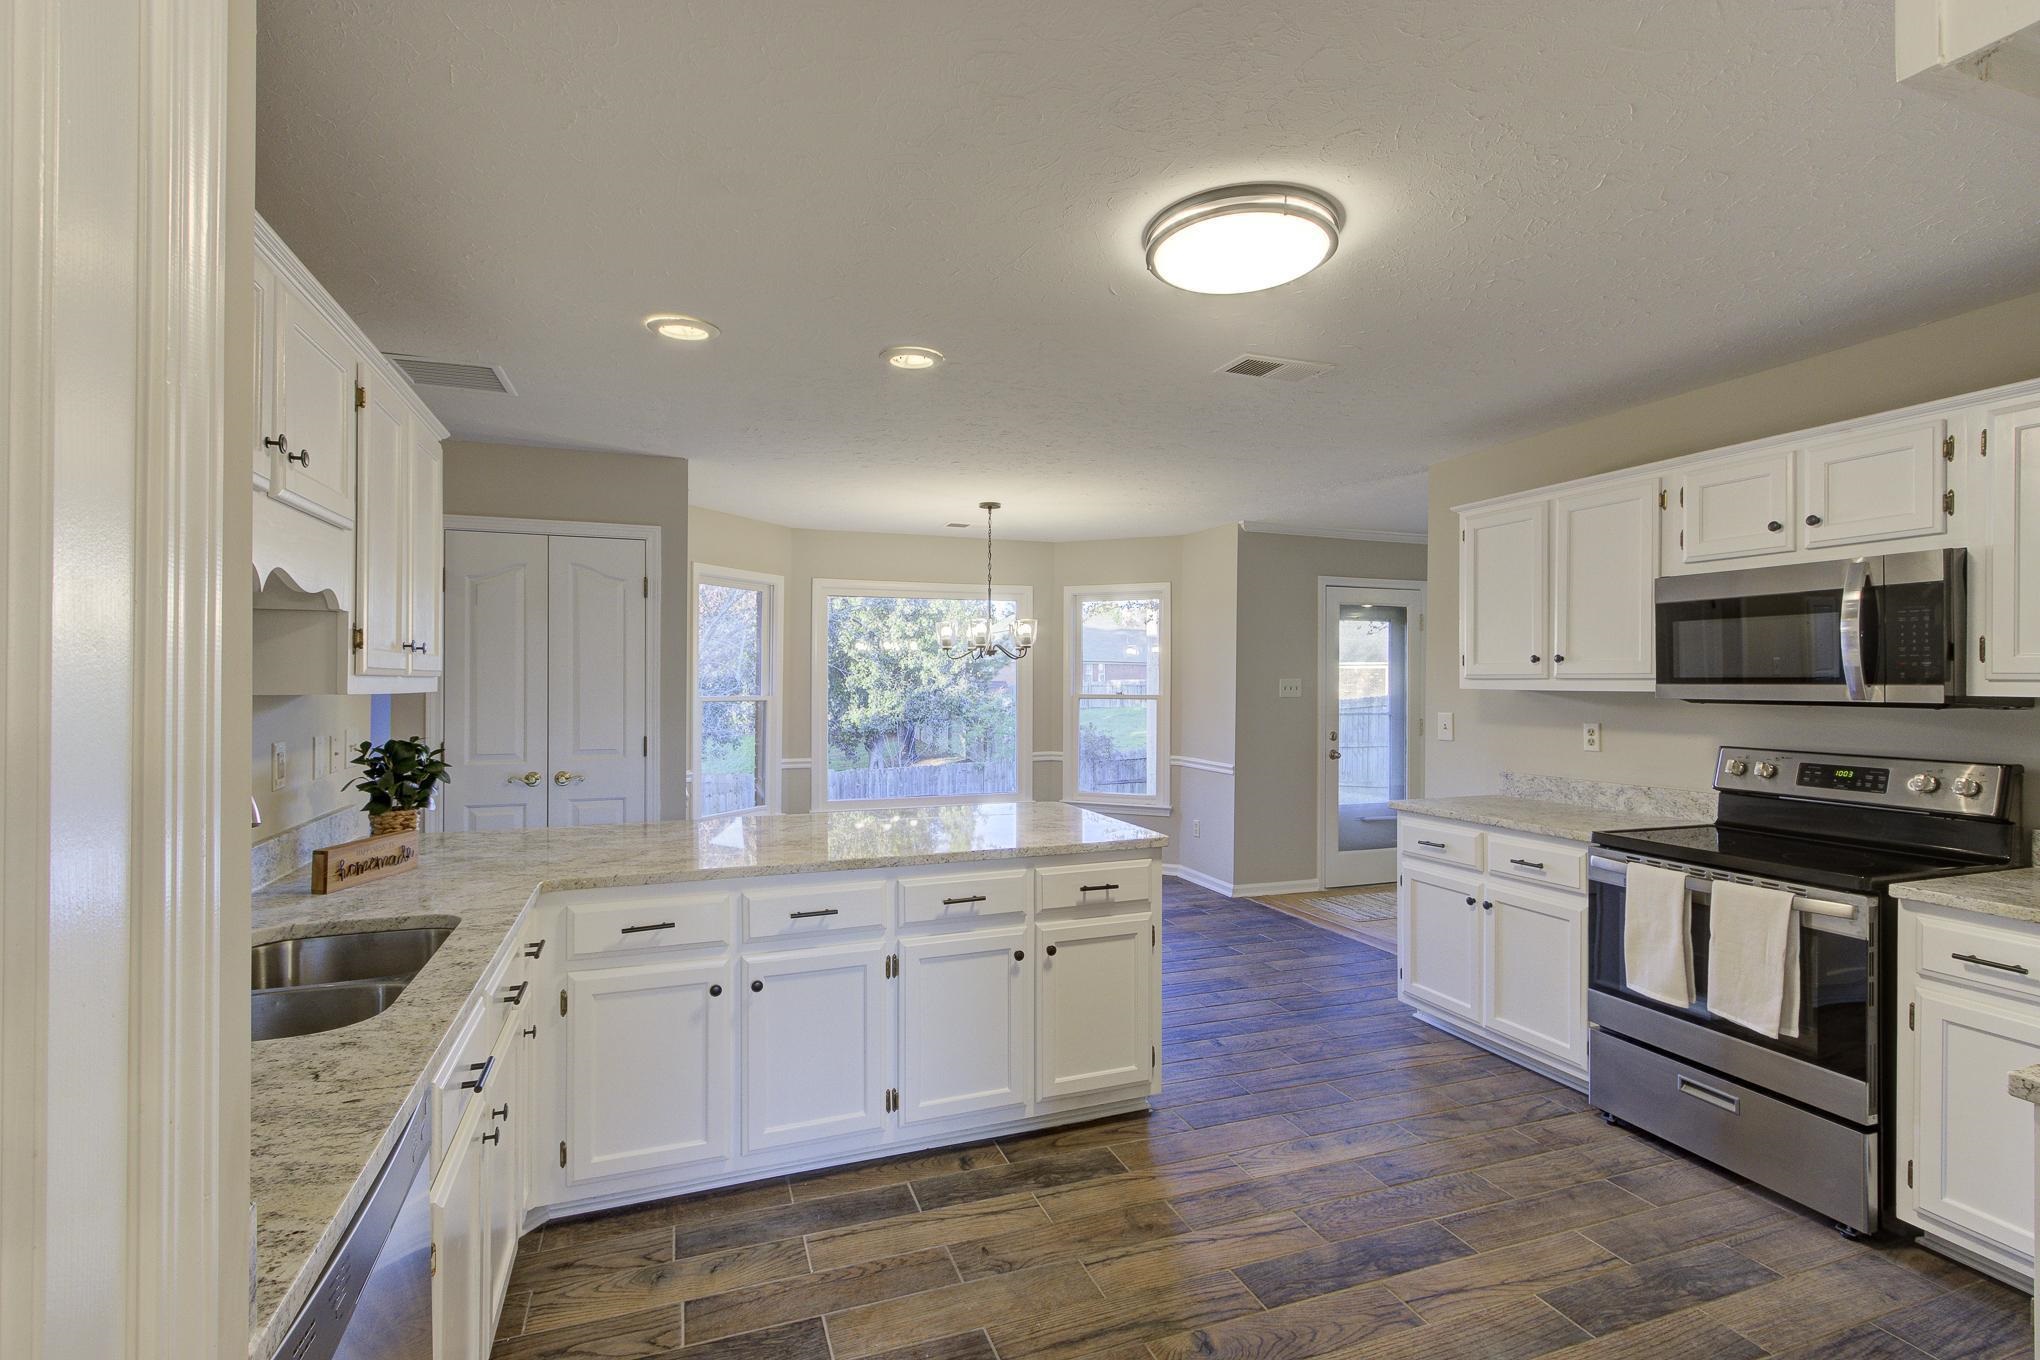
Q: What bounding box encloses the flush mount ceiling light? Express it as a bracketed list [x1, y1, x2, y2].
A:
[1142, 183, 1343, 294]
[882, 345, 944, 370]
[645, 314, 719, 342]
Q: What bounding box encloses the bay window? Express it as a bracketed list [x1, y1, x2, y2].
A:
[1065, 586, 1168, 807]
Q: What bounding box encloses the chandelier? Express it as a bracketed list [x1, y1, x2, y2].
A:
[938, 502, 1038, 662]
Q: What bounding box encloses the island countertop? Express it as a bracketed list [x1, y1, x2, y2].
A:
[247, 802, 1165, 1357]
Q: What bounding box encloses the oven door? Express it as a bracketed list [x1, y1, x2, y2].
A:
[1655, 558, 1874, 702]
[1586, 855, 1877, 1123]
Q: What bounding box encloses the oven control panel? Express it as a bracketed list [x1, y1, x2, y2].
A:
[1714, 747, 2014, 817]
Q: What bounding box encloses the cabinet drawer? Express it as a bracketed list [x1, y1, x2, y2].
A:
[1399, 820, 1481, 870]
[1485, 835, 1586, 892]
[430, 1000, 499, 1158]
[743, 880, 888, 941]
[1917, 911, 2040, 1001]
[898, 868, 1029, 928]
[1036, 860, 1154, 914]
[564, 889, 734, 961]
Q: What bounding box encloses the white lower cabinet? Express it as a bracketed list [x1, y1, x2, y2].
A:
[1482, 882, 1587, 1070]
[481, 1011, 526, 1317]
[741, 943, 890, 1153]
[1400, 862, 1484, 1023]
[898, 926, 1031, 1123]
[564, 959, 733, 1183]
[1036, 915, 1155, 1100]
[429, 1097, 489, 1360]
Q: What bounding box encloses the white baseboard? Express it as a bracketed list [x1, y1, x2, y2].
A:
[1235, 878, 1321, 897]
[1163, 863, 1235, 896]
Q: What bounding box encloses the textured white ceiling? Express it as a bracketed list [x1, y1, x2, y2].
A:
[256, 1, 2040, 541]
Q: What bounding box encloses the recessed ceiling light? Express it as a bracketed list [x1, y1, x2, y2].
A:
[882, 345, 944, 370]
[645, 314, 719, 342]
[1142, 184, 1343, 295]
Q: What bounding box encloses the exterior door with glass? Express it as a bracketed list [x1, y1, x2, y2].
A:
[1320, 583, 1422, 889]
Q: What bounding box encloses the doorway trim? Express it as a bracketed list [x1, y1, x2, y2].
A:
[428, 515, 663, 824]
[1316, 577, 1426, 890]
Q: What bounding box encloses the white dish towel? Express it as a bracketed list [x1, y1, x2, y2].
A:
[1623, 862, 1694, 1009]
[1706, 880, 1801, 1039]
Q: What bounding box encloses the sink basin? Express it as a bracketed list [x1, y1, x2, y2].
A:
[252, 981, 407, 1042]
[251, 927, 451, 989]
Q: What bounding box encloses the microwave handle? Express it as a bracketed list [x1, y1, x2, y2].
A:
[1838, 557, 1870, 703]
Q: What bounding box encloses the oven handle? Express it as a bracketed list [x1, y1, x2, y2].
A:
[1676, 1074, 1742, 1116]
[1838, 557, 1870, 703]
[1586, 855, 1859, 921]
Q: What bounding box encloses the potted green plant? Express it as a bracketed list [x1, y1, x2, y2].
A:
[348, 737, 451, 837]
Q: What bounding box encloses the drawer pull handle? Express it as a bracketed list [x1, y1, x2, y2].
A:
[523, 939, 545, 959]
[1417, 839, 1446, 849]
[942, 895, 988, 906]
[1507, 858, 1546, 870]
[490, 1105, 509, 1121]
[1079, 883, 1119, 893]
[521, 1025, 536, 1038]
[619, 921, 675, 935]
[501, 981, 528, 1005]
[1676, 1074, 1741, 1115]
[460, 1057, 494, 1093]
[1951, 951, 2030, 976]
[480, 1129, 500, 1146]
[789, 908, 840, 919]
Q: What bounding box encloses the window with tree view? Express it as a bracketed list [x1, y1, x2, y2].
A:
[696, 575, 773, 816]
[822, 587, 1025, 804]
[1068, 588, 1166, 804]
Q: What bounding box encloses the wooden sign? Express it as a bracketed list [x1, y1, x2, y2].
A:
[311, 829, 419, 894]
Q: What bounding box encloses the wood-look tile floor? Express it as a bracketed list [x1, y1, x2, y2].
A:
[490, 881, 2034, 1360]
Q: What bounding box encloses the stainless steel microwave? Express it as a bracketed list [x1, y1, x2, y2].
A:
[1655, 548, 2028, 707]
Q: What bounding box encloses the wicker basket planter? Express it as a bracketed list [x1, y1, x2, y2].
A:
[368, 809, 422, 837]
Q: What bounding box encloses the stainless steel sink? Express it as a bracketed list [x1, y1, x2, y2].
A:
[252, 981, 408, 1042]
[251, 927, 451, 989]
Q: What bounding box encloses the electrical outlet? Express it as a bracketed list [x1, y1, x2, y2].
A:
[1435, 711, 1455, 742]
[1583, 721, 1602, 753]
[311, 740, 326, 779]
[1276, 678, 1302, 698]
[270, 741, 288, 791]
[328, 733, 344, 777]
[1192, 819, 1202, 838]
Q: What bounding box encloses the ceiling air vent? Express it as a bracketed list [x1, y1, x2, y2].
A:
[1219, 354, 1333, 382]
[384, 354, 517, 395]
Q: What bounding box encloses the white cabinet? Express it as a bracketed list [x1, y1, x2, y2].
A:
[429, 1098, 489, 1360]
[352, 366, 443, 679]
[1980, 398, 2040, 686]
[1400, 862, 1484, 1023]
[1482, 881, 1587, 1069]
[251, 253, 279, 491]
[741, 944, 889, 1153]
[1459, 500, 1549, 681]
[271, 283, 359, 528]
[1674, 448, 1796, 563]
[1800, 418, 1947, 550]
[898, 927, 1032, 1123]
[1549, 477, 1658, 685]
[1036, 915, 1155, 1100]
[564, 960, 733, 1183]
[408, 430, 445, 676]
[480, 1012, 526, 1317]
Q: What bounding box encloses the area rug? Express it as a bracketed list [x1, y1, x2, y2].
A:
[1248, 886, 1398, 951]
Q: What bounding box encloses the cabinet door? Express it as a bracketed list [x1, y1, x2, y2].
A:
[1036, 916, 1154, 1100]
[1400, 862, 1483, 1022]
[1481, 882, 1585, 1069]
[898, 926, 1031, 1123]
[1913, 985, 2039, 1260]
[251, 255, 278, 490]
[480, 1013, 524, 1320]
[1800, 418, 1946, 550]
[1677, 449, 1795, 563]
[353, 370, 413, 676]
[742, 945, 889, 1153]
[408, 431, 445, 675]
[430, 1099, 488, 1360]
[1550, 478, 1657, 683]
[1984, 400, 2040, 682]
[1460, 500, 1549, 681]
[564, 960, 733, 1183]
[271, 284, 358, 527]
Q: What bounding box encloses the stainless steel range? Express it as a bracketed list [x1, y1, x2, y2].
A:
[1586, 746, 2023, 1235]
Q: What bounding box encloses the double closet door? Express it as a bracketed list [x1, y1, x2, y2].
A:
[441, 528, 650, 829]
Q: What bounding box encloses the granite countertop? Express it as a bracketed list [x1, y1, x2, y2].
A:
[1388, 795, 1703, 843]
[2012, 1065, 2040, 1105]
[1891, 866, 2040, 927]
[247, 802, 1165, 1357]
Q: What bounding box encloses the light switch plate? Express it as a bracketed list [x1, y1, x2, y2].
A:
[1276, 678, 1303, 698]
[1435, 712, 1454, 742]
[270, 741, 288, 791]
[328, 733, 344, 776]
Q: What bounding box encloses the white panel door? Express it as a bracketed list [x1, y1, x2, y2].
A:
[1036, 916, 1153, 1100]
[1914, 985, 2039, 1261]
[898, 927, 1031, 1123]
[408, 432, 445, 676]
[1676, 448, 1795, 563]
[429, 1099, 488, 1360]
[354, 371, 413, 676]
[1459, 501, 1549, 681]
[270, 284, 358, 527]
[1985, 399, 2040, 683]
[1549, 478, 1658, 683]
[1481, 881, 1585, 1068]
[442, 531, 548, 831]
[1800, 418, 1946, 549]
[547, 535, 648, 826]
[565, 960, 733, 1184]
[251, 254, 278, 490]
[742, 945, 890, 1153]
[1400, 862, 1483, 1022]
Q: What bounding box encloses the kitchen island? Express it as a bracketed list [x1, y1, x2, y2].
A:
[248, 802, 1165, 1358]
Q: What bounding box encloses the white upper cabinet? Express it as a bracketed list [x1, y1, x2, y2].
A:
[1981, 397, 2040, 685]
[354, 370, 414, 676]
[409, 430, 446, 676]
[1460, 500, 1549, 682]
[1549, 477, 1658, 685]
[1674, 448, 1796, 564]
[1800, 418, 1948, 550]
[251, 254, 279, 491]
[271, 285, 359, 528]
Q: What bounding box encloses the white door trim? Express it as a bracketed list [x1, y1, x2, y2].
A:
[1317, 578, 1426, 890]
[428, 516, 662, 824]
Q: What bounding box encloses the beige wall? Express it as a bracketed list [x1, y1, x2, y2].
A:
[250, 694, 372, 836]
[1170, 525, 1240, 886]
[1424, 287, 2040, 819]
[444, 441, 691, 816]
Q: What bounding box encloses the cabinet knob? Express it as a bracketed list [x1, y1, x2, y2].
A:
[1465, 896, 1476, 906]
[286, 448, 310, 466]
[750, 979, 763, 992]
[1552, 654, 1565, 664]
[1013, 949, 1025, 961]
[1483, 901, 1493, 911]
[1530, 654, 1541, 664]
[262, 434, 288, 451]
[1045, 945, 1058, 957]
[709, 984, 723, 997]
[1766, 520, 1782, 532]
[1805, 514, 1822, 526]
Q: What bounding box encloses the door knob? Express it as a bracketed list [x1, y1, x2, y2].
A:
[509, 771, 541, 786]
[554, 771, 584, 785]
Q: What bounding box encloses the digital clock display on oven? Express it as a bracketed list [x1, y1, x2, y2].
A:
[1796, 763, 1890, 792]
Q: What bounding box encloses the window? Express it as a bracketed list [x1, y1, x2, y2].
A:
[816, 581, 1032, 806]
[1065, 586, 1168, 806]
[693, 566, 780, 816]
